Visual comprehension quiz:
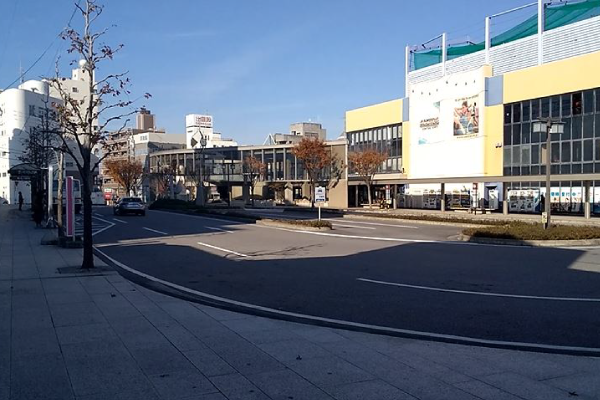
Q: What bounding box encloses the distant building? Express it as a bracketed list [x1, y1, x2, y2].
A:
[0, 63, 93, 205]
[136, 108, 155, 131]
[265, 122, 327, 145]
[185, 114, 237, 149]
[101, 109, 185, 199]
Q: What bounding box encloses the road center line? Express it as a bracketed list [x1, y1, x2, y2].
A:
[197, 242, 249, 258]
[206, 226, 233, 234]
[112, 218, 127, 224]
[357, 278, 600, 302]
[143, 227, 168, 235]
[332, 223, 376, 230]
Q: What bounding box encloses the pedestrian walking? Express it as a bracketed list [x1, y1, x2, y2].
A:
[18, 192, 23, 211]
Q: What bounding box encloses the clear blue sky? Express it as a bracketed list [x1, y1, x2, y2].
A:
[0, 0, 530, 144]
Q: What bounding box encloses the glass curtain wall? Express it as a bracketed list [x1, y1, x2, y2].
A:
[347, 123, 402, 174]
[503, 88, 600, 214]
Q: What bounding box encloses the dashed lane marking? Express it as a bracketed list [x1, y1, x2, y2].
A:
[357, 277, 600, 302]
[143, 227, 168, 235]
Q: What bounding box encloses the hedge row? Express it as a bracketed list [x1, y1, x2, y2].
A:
[463, 222, 600, 241]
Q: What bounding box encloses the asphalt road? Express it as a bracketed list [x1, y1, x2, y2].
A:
[92, 206, 600, 351]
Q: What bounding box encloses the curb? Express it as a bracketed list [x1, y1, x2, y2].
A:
[256, 219, 332, 231]
[94, 246, 600, 357]
[460, 234, 600, 247]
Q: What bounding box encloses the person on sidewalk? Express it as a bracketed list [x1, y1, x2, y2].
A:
[18, 192, 24, 211]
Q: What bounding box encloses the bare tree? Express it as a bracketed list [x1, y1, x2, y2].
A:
[49, 0, 149, 269]
[292, 138, 333, 208]
[20, 97, 59, 225]
[243, 156, 265, 206]
[104, 158, 143, 196]
[348, 149, 388, 208]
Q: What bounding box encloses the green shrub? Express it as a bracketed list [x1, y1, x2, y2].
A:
[464, 222, 600, 241]
[148, 198, 197, 210]
[353, 212, 507, 226]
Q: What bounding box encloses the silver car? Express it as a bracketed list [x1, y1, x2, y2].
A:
[113, 197, 146, 216]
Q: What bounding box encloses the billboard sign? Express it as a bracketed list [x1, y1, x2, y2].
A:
[408, 67, 488, 179]
[185, 114, 213, 128]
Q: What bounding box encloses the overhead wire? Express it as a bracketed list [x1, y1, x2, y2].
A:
[0, 0, 20, 73]
[2, 0, 81, 91]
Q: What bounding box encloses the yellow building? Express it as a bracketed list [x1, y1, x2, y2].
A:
[345, 0, 600, 217]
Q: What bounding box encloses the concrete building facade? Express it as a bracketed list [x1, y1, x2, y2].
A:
[345, 0, 600, 217]
[0, 63, 93, 205]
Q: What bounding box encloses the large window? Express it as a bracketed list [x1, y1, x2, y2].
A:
[504, 88, 600, 176]
[347, 123, 402, 174]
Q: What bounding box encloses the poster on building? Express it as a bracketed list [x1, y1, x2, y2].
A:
[508, 189, 540, 213]
[453, 95, 479, 136]
[408, 67, 488, 179]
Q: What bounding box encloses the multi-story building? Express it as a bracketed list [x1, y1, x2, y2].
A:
[0, 62, 93, 205]
[265, 122, 327, 145]
[148, 135, 348, 208]
[101, 109, 185, 199]
[185, 114, 237, 149]
[345, 0, 600, 217]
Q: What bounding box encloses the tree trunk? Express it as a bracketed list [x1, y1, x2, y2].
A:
[81, 155, 94, 269]
[310, 180, 315, 209]
[366, 182, 372, 209]
[251, 184, 255, 207]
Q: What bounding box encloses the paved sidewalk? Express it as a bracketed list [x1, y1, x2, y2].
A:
[1, 205, 599, 400]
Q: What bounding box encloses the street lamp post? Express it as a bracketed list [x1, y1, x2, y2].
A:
[532, 117, 564, 229]
[196, 136, 208, 206]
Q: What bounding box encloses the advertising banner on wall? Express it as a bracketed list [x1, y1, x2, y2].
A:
[408, 67, 488, 179]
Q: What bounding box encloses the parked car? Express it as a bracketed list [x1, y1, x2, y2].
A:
[113, 197, 146, 216]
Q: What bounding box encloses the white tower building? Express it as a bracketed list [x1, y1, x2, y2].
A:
[0, 63, 92, 205]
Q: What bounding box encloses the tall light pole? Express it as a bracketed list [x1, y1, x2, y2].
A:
[196, 135, 207, 206]
[532, 117, 564, 229]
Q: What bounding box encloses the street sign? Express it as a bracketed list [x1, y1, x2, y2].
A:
[315, 186, 326, 203]
[65, 177, 75, 238]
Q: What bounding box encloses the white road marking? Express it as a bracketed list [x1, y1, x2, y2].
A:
[151, 209, 242, 224]
[91, 216, 116, 236]
[264, 226, 533, 248]
[93, 247, 600, 356]
[113, 218, 127, 224]
[273, 228, 436, 243]
[197, 242, 248, 257]
[143, 227, 168, 235]
[94, 213, 105, 217]
[338, 220, 418, 229]
[357, 278, 600, 303]
[206, 226, 234, 234]
[332, 223, 376, 230]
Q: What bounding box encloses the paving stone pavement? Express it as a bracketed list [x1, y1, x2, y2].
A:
[1, 204, 599, 400]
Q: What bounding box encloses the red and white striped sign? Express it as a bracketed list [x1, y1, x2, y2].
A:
[65, 176, 75, 237]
